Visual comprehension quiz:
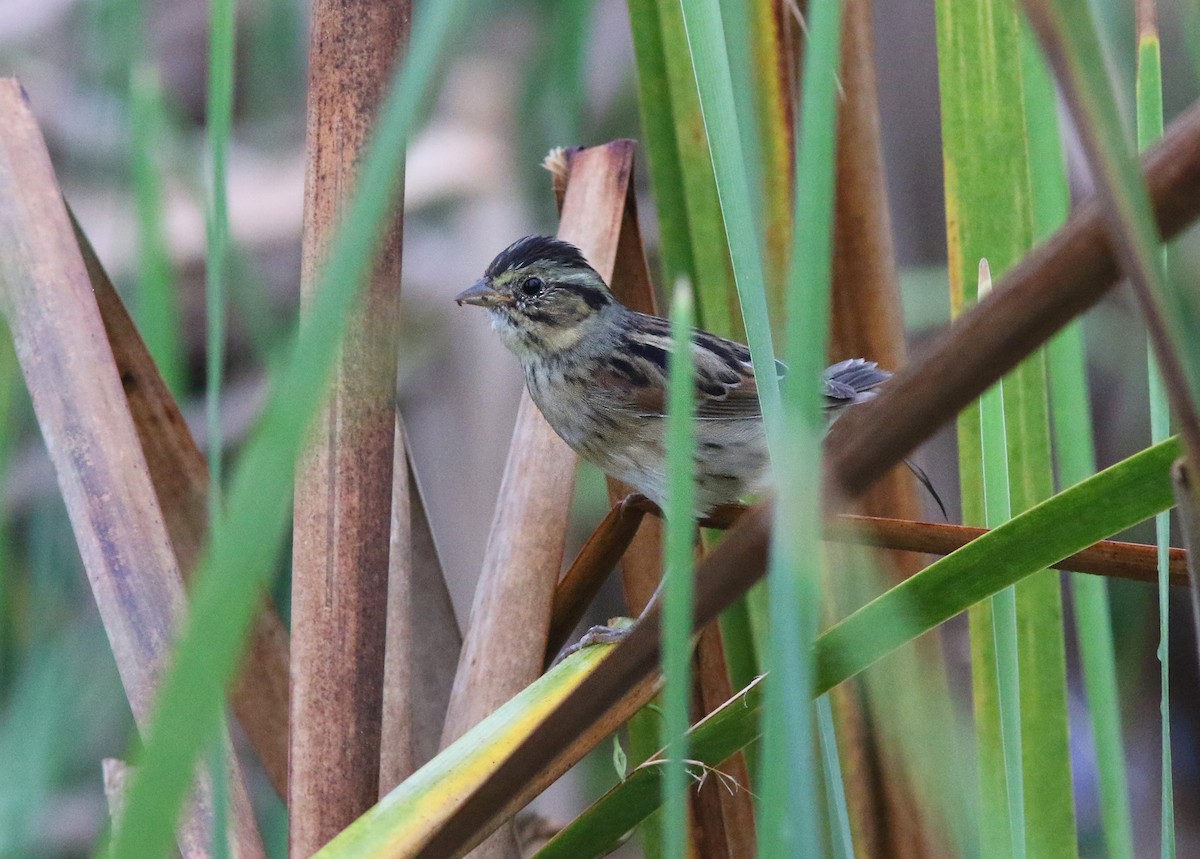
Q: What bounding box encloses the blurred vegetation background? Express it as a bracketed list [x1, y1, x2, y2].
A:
[2, 0, 1200, 854]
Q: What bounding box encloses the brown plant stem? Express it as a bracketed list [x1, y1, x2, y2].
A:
[829, 1, 946, 853]
[545, 498, 648, 663]
[834, 514, 1187, 584]
[0, 79, 264, 857]
[289, 0, 410, 851]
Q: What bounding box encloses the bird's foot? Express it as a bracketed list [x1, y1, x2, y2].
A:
[552, 617, 634, 667]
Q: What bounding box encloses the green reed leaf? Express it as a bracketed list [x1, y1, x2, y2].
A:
[760, 0, 842, 852]
[662, 280, 696, 859]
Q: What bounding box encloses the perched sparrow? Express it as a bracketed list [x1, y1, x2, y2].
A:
[456, 235, 889, 514]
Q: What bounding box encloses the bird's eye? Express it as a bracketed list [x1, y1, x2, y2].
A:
[520, 276, 545, 297]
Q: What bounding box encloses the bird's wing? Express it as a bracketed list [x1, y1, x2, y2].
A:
[610, 316, 773, 421]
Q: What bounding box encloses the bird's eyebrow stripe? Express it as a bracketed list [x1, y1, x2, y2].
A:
[555, 281, 611, 310]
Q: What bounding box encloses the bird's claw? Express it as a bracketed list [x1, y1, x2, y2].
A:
[551, 619, 633, 667]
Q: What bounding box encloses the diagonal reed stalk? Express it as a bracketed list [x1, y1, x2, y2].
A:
[0, 80, 266, 857]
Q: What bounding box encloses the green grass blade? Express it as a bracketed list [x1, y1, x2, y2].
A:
[816, 694, 854, 859]
[936, 0, 1077, 852]
[648, 0, 741, 339]
[206, 0, 236, 517]
[759, 0, 842, 852]
[103, 3, 470, 854]
[662, 281, 697, 857]
[1029, 12, 1134, 854]
[978, 264, 1026, 859]
[1136, 22, 1175, 859]
[626, 0, 697, 291]
[129, 63, 185, 396]
[1027, 0, 1200, 417]
[675, 0, 779, 423]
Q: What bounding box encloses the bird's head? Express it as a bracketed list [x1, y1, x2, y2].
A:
[455, 236, 618, 359]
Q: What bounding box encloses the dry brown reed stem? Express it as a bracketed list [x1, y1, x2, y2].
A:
[0, 79, 265, 857]
[833, 514, 1189, 585]
[440, 143, 632, 743]
[73, 214, 291, 799]
[380, 417, 461, 791]
[826, 98, 1200, 495]
[415, 101, 1200, 855]
[829, 0, 922, 553]
[289, 0, 410, 850]
[547, 501, 1185, 650]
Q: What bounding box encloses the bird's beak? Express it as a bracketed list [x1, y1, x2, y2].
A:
[454, 279, 507, 308]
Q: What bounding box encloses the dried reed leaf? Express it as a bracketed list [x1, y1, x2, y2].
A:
[380, 416, 461, 791]
[73, 213, 291, 799]
[0, 78, 265, 857]
[546, 498, 647, 662]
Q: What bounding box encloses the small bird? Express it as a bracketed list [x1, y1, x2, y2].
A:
[456, 236, 893, 515]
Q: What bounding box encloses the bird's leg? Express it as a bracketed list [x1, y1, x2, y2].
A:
[549, 520, 709, 666]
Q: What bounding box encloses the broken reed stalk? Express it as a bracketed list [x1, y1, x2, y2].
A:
[441, 142, 632, 743]
[74, 213, 291, 799]
[416, 99, 1200, 856]
[380, 416, 461, 790]
[0, 79, 265, 856]
[289, 0, 409, 850]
